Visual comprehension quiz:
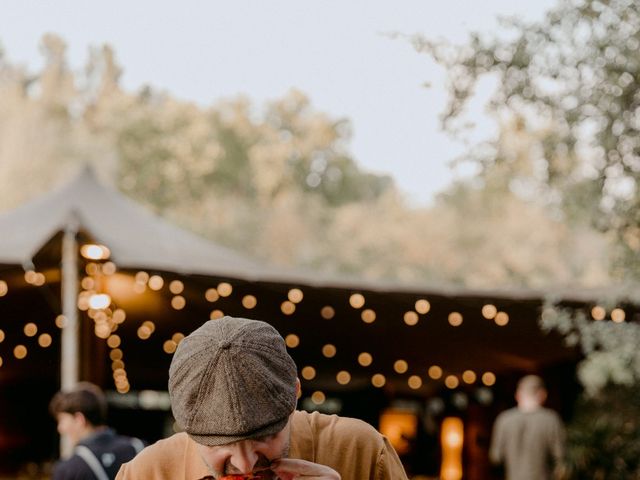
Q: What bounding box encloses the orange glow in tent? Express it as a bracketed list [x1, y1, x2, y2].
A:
[440, 417, 464, 480]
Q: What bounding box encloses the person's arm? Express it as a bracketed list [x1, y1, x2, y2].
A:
[374, 436, 409, 480]
[271, 459, 340, 479]
[488, 415, 504, 465]
[115, 462, 130, 480]
[549, 413, 567, 479]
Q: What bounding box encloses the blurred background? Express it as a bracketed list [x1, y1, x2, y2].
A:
[1, 0, 640, 478]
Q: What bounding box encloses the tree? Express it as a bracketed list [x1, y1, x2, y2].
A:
[412, 0, 640, 280]
[541, 301, 640, 478]
[0, 35, 98, 210]
[0, 33, 614, 288]
[414, 6, 640, 472]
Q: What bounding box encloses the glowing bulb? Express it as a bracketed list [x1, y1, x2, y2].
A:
[135, 271, 149, 284]
[14, 345, 27, 359]
[85, 263, 99, 275]
[24, 271, 37, 284]
[171, 295, 186, 310]
[394, 360, 408, 374]
[205, 288, 219, 302]
[137, 326, 152, 340]
[611, 308, 626, 323]
[169, 280, 184, 294]
[349, 293, 365, 309]
[110, 349, 123, 361]
[281, 301, 296, 315]
[361, 309, 376, 323]
[55, 315, 67, 329]
[321, 306, 335, 319]
[102, 262, 116, 275]
[38, 334, 52, 348]
[591, 306, 606, 321]
[288, 288, 304, 303]
[171, 333, 184, 344]
[448, 312, 463, 327]
[462, 370, 477, 384]
[445, 375, 459, 389]
[148, 275, 164, 291]
[81, 244, 110, 260]
[112, 309, 126, 324]
[494, 312, 509, 326]
[217, 282, 233, 297]
[301, 366, 316, 380]
[242, 295, 257, 309]
[358, 352, 373, 367]
[482, 372, 496, 386]
[24, 323, 38, 337]
[482, 304, 497, 319]
[285, 334, 300, 348]
[371, 374, 386, 388]
[322, 344, 337, 358]
[95, 323, 112, 339]
[81, 277, 95, 290]
[336, 371, 351, 385]
[143, 320, 155, 332]
[404, 311, 419, 326]
[163, 340, 177, 354]
[415, 299, 431, 314]
[408, 375, 423, 389]
[89, 294, 111, 310]
[428, 365, 443, 379]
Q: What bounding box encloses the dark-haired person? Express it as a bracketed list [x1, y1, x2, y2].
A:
[50, 382, 144, 480]
[117, 316, 408, 480]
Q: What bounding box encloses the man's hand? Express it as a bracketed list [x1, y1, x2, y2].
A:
[270, 459, 340, 480]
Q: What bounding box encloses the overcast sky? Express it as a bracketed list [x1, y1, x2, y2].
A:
[1, 0, 557, 205]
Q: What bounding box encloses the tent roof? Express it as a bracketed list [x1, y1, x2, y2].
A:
[1, 166, 637, 305]
[0, 167, 273, 277]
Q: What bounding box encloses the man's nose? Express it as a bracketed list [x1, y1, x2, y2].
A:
[229, 448, 259, 474]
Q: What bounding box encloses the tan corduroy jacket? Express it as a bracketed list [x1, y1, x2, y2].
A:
[116, 410, 408, 480]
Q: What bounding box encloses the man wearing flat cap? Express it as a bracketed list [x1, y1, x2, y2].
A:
[116, 316, 408, 480]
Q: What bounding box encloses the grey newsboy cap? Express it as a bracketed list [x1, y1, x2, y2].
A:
[169, 316, 298, 446]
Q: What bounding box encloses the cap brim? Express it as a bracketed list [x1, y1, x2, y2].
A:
[187, 414, 290, 447]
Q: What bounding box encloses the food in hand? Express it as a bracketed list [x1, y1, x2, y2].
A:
[219, 471, 274, 480]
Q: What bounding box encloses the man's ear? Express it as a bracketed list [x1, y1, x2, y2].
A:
[538, 389, 548, 404]
[295, 377, 302, 400]
[73, 412, 89, 427]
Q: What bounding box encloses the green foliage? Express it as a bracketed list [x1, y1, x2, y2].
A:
[413, 0, 640, 280]
[565, 384, 640, 479]
[540, 302, 640, 478]
[540, 299, 640, 395]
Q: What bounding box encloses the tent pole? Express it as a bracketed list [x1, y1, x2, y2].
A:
[61, 221, 80, 390]
[60, 220, 80, 458]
